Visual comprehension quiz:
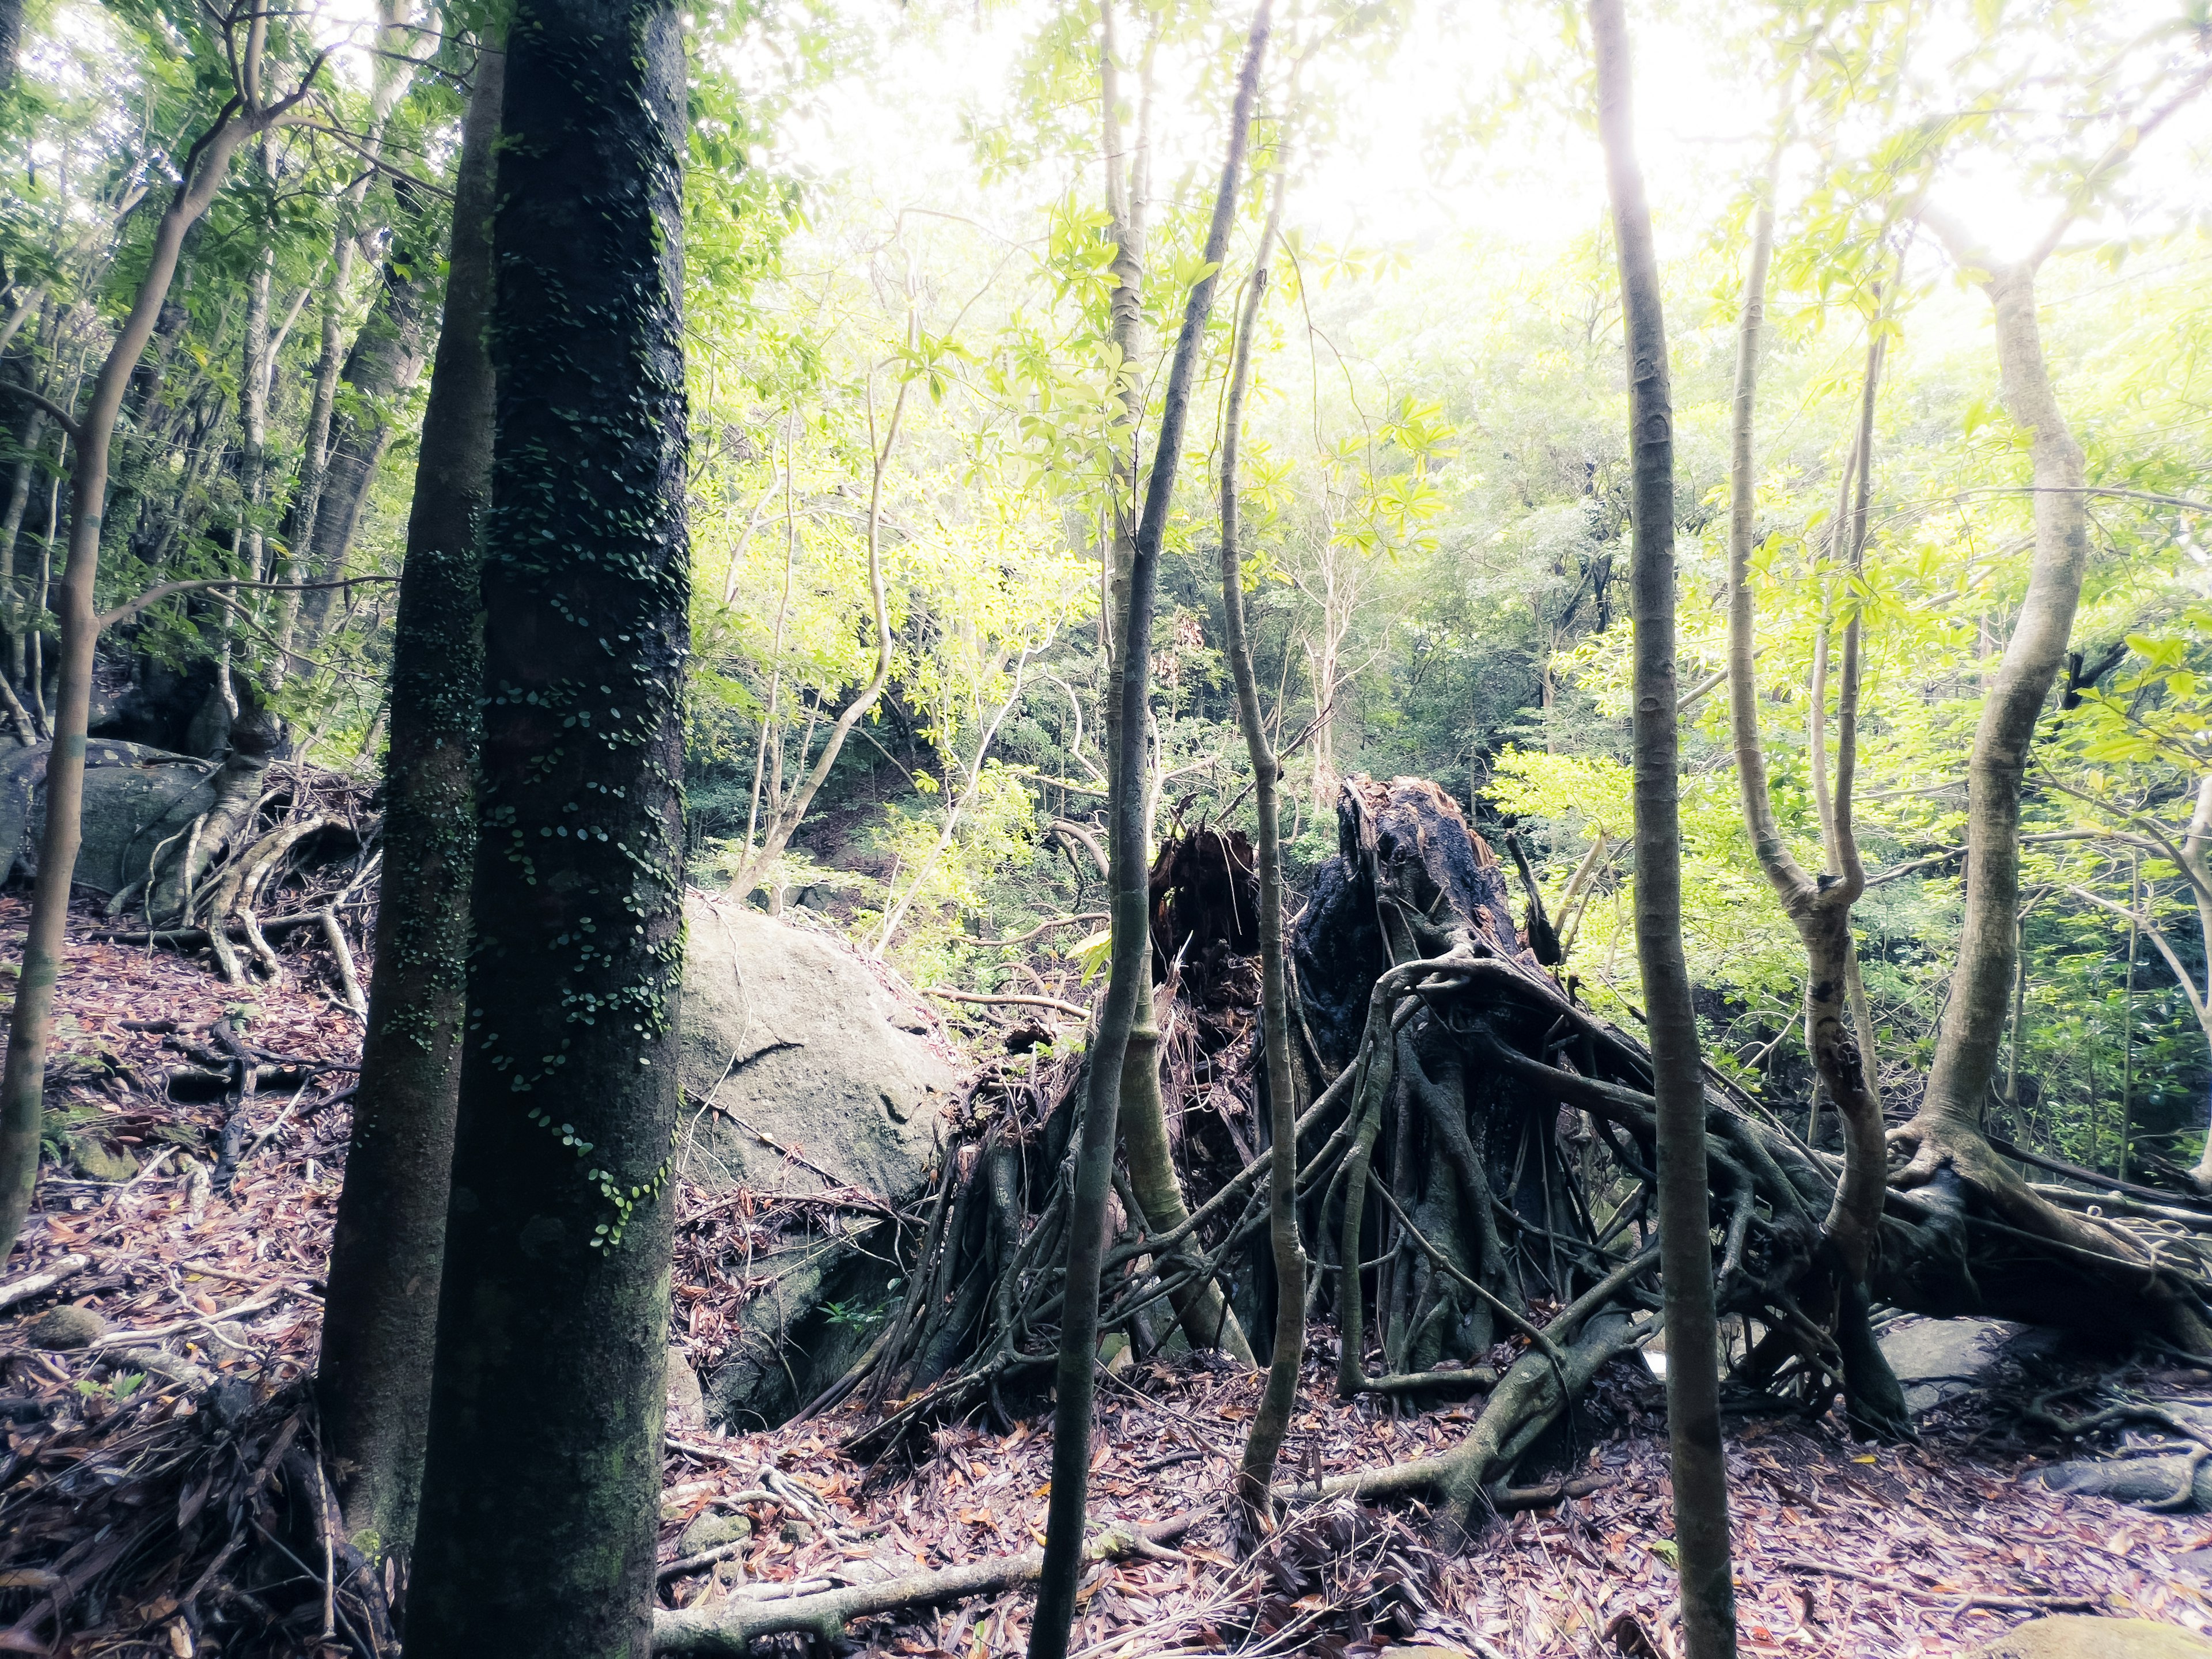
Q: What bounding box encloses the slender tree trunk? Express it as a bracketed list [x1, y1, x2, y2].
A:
[317, 41, 503, 1569]
[1591, 3, 1734, 1654]
[241, 236, 272, 584]
[1030, 9, 1268, 1654]
[728, 365, 903, 892]
[0, 69, 309, 1263]
[277, 12, 412, 660]
[281, 245, 441, 676]
[401, 0, 687, 1648]
[1718, 138, 1908, 1441]
[1224, 173, 1304, 1520]
[0, 408, 44, 724]
[1092, 0, 1249, 1364]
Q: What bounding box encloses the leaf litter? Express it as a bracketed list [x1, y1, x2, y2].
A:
[3, 892, 2211, 1656]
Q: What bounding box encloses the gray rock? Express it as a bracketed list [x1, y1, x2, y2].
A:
[1878, 1316, 2017, 1416]
[0, 740, 217, 893]
[679, 896, 956, 1204]
[701, 1227, 900, 1433]
[24, 1304, 108, 1349]
[2036, 1454, 2212, 1512]
[666, 1347, 706, 1430]
[0, 743, 40, 884]
[1963, 1615, 2212, 1658]
[677, 1510, 754, 1556]
[680, 897, 959, 1434]
[777, 1517, 813, 1545]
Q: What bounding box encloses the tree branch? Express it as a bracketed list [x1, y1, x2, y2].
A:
[96, 575, 396, 632]
[0, 383, 83, 444]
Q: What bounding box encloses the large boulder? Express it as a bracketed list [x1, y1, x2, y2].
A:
[678, 894, 962, 1430]
[679, 895, 956, 1203]
[0, 741, 218, 893]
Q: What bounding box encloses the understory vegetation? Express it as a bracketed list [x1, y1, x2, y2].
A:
[5, 0, 2212, 1654]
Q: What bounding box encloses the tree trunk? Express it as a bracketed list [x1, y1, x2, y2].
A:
[1592, 2, 1736, 1654]
[1720, 185, 1906, 1438]
[0, 407, 45, 729]
[1030, 9, 1267, 1654]
[0, 69, 308, 1264]
[1225, 169, 1302, 1520]
[400, 0, 687, 1650]
[317, 39, 503, 1570]
[1895, 214, 2212, 1350]
[281, 236, 441, 676]
[1090, 0, 1247, 1365]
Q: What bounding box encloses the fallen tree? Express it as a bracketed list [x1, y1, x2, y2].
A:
[826, 776, 2212, 1525]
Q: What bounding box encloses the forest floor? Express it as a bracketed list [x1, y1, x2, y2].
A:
[3, 892, 2211, 1658]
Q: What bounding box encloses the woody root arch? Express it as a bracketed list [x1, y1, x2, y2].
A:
[827, 775, 2212, 1529]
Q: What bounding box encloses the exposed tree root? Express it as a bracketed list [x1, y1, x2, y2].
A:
[650, 1509, 1208, 1654]
[843, 774, 2211, 1533]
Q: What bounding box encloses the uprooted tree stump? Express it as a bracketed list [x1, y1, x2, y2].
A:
[817, 774, 2212, 1537]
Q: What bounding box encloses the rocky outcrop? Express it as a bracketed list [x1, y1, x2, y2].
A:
[679, 895, 961, 1430]
[679, 895, 956, 1203]
[0, 740, 217, 893]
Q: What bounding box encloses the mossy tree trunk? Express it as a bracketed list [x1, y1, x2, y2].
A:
[317, 38, 503, 1571]
[402, 1, 688, 1652]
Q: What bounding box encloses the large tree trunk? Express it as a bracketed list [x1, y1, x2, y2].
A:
[401, 1, 687, 1652]
[1030, 12, 1267, 1656]
[317, 40, 503, 1570]
[1592, 2, 1736, 1653]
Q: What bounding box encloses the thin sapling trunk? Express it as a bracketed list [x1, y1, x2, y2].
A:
[0, 51, 327, 1265]
[1029, 8, 1270, 1653]
[1591, 0, 1737, 1652]
[1223, 166, 1303, 1521]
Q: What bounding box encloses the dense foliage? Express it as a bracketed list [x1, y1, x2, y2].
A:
[6, 0, 2210, 1187]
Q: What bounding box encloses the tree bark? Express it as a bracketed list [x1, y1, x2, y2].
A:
[400, 0, 687, 1650]
[1591, 2, 1736, 1653]
[281, 235, 441, 675]
[0, 406, 46, 726]
[1891, 212, 2212, 1349]
[317, 39, 503, 1570]
[1224, 168, 1302, 1518]
[1029, 9, 1268, 1654]
[1721, 173, 1905, 1435]
[274, 12, 414, 674]
[1092, 0, 1248, 1365]
[0, 60, 318, 1264]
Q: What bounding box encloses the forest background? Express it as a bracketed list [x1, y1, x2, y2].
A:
[6, 0, 2212, 1194]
